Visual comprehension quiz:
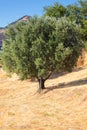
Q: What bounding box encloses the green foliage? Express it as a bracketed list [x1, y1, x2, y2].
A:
[66, 5, 82, 24]
[81, 19, 87, 42]
[84, 41, 87, 50]
[54, 17, 83, 71]
[44, 2, 66, 18]
[44, 0, 87, 44]
[79, 0, 87, 19]
[0, 50, 2, 65]
[67, 0, 87, 42]
[2, 17, 83, 80]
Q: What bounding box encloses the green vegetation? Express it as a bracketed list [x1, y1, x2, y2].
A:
[0, 50, 2, 66]
[44, 2, 66, 18]
[44, 0, 87, 49]
[2, 16, 83, 90]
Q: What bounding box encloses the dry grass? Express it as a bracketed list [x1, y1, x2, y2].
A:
[0, 67, 87, 130]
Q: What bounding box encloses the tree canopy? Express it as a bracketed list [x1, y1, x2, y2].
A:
[44, 2, 66, 18]
[44, 0, 87, 47]
[2, 17, 83, 90]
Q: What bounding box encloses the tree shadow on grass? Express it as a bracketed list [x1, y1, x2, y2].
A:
[49, 67, 85, 79]
[44, 77, 87, 94]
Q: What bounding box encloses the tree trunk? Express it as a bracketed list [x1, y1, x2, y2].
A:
[38, 77, 45, 90]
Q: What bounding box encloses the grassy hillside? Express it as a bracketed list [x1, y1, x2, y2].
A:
[0, 66, 87, 130]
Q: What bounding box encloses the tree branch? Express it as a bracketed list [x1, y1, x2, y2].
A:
[44, 71, 53, 81]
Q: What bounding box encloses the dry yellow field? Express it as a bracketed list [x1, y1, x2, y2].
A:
[0, 67, 87, 130]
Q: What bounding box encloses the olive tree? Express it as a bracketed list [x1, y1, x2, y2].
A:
[2, 17, 83, 90]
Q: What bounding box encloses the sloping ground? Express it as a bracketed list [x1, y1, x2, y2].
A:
[0, 67, 87, 130]
[77, 50, 87, 67]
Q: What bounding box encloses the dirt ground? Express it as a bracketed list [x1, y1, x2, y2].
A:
[0, 66, 87, 130]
